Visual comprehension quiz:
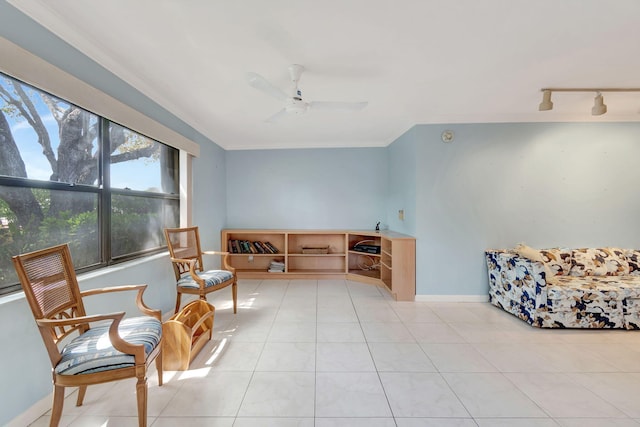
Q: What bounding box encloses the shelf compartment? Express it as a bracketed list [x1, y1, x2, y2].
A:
[288, 254, 346, 272]
[381, 265, 392, 290]
[287, 233, 346, 255]
[226, 255, 284, 271]
[225, 231, 285, 254]
[381, 238, 392, 255]
[348, 269, 379, 278]
[348, 233, 382, 254]
[348, 252, 381, 280]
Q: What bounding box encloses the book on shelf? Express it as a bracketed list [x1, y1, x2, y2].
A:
[227, 239, 280, 254]
[253, 241, 265, 253]
[256, 241, 270, 253]
[264, 241, 279, 253]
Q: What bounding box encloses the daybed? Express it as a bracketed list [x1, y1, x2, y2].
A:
[485, 246, 640, 329]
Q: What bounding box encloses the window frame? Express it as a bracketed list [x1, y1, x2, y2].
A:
[0, 72, 180, 295]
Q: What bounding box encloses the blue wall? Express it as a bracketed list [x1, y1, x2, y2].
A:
[386, 126, 417, 235]
[394, 122, 640, 297]
[226, 148, 387, 230]
[193, 140, 228, 251]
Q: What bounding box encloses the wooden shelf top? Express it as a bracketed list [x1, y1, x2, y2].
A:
[223, 229, 415, 239]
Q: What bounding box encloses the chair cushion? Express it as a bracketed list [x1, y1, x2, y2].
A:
[55, 316, 162, 375]
[177, 269, 234, 289]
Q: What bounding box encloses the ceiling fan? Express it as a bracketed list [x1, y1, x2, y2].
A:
[246, 64, 368, 123]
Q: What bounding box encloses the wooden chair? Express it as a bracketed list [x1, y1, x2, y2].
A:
[12, 244, 163, 427]
[164, 226, 237, 314]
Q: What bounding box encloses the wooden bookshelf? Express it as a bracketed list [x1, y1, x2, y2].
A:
[221, 229, 415, 301]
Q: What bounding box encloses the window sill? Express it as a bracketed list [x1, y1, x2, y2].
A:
[0, 251, 169, 307]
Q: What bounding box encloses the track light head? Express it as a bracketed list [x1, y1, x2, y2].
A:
[591, 92, 607, 116]
[538, 90, 553, 111]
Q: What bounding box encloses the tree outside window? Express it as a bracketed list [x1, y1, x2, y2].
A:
[0, 72, 179, 294]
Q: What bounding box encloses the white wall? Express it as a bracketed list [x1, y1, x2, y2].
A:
[225, 148, 388, 230]
[395, 122, 640, 297]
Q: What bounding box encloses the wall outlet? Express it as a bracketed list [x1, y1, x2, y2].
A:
[398, 209, 404, 220]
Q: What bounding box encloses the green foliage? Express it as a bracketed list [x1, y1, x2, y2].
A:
[110, 195, 167, 257]
[0, 72, 178, 292]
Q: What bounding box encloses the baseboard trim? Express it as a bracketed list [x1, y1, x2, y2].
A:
[415, 294, 489, 302]
[6, 388, 74, 427]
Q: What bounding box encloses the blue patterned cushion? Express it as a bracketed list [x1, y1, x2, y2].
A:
[55, 316, 162, 375]
[177, 269, 233, 289]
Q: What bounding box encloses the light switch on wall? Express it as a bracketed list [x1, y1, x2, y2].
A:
[398, 209, 404, 220]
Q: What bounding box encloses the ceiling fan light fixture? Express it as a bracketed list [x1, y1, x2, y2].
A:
[538, 90, 553, 111]
[591, 92, 607, 116]
[285, 98, 308, 115]
[247, 64, 369, 123]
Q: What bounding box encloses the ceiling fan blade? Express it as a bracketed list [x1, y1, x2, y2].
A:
[246, 72, 288, 102]
[308, 101, 368, 111]
[265, 108, 288, 123]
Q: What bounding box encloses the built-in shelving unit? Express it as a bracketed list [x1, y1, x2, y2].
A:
[221, 229, 416, 301]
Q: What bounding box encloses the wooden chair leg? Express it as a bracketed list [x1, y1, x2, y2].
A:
[50, 385, 64, 427]
[76, 385, 87, 406]
[135, 375, 147, 427]
[174, 292, 182, 314]
[155, 351, 163, 386]
[232, 281, 238, 314]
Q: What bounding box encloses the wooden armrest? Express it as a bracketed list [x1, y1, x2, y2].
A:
[80, 284, 161, 320]
[36, 312, 125, 329]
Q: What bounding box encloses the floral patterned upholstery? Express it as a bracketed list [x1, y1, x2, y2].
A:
[625, 249, 640, 276]
[569, 248, 629, 276]
[486, 248, 640, 329]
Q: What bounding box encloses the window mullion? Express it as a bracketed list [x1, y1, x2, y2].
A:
[99, 118, 111, 264]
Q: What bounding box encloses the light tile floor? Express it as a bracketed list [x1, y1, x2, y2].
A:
[29, 279, 640, 426]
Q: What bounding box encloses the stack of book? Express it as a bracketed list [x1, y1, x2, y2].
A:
[268, 260, 285, 273]
[228, 240, 279, 254]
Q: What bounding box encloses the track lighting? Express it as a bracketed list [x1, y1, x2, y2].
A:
[538, 87, 640, 116]
[591, 93, 607, 116]
[538, 90, 553, 111]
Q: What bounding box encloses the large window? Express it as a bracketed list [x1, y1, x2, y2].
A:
[0, 72, 179, 295]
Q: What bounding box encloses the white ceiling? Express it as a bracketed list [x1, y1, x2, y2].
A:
[9, 0, 640, 150]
